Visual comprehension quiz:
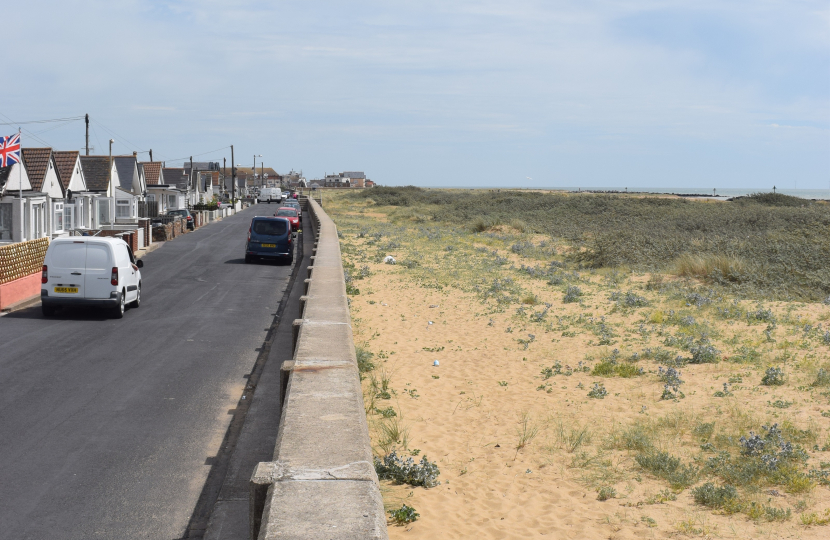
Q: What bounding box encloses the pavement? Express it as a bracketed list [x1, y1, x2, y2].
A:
[0, 204, 300, 540]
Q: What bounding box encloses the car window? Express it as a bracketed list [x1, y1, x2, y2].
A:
[276, 209, 297, 217]
[51, 243, 87, 268]
[86, 244, 111, 270]
[253, 220, 288, 236]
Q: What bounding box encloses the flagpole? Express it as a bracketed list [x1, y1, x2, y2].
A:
[18, 128, 23, 241]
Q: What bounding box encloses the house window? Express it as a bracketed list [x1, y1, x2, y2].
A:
[168, 195, 176, 209]
[96, 198, 111, 225]
[65, 205, 74, 230]
[116, 199, 132, 218]
[53, 202, 64, 232]
[0, 203, 12, 241]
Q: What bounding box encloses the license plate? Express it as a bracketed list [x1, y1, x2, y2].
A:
[261, 243, 276, 248]
[54, 287, 78, 294]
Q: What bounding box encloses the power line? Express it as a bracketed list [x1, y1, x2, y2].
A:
[91, 118, 143, 153]
[0, 111, 53, 147]
[155, 145, 232, 165]
[0, 115, 84, 126]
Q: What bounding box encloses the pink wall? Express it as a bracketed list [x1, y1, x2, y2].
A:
[0, 272, 41, 310]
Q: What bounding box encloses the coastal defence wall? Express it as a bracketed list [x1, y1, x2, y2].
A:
[250, 198, 388, 539]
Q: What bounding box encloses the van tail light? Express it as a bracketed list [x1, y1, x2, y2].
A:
[42, 265, 48, 284]
[111, 267, 119, 286]
[248, 226, 251, 243]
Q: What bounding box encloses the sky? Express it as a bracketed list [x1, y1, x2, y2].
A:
[3, 0, 828, 188]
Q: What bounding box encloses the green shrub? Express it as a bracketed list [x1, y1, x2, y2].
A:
[374, 451, 441, 488]
[762, 367, 785, 386]
[388, 504, 419, 525]
[635, 452, 698, 489]
[692, 482, 738, 509]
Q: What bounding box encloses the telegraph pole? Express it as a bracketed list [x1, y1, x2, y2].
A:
[231, 145, 236, 203]
[223, 157, 227, 196]
[85, 114, 89, 156]
[149, 149, 153, 162]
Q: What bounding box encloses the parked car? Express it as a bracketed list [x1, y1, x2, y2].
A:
[41, 237, 143, 319]
[167, 209, 194, 230]
[245, 217, 293, 264]
[282, 200, 302, 223]
[274, 207, 300, 231]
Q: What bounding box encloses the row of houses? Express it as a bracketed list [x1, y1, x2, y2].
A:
[307, 172, 374, 189]
[0, 150, 250, 245]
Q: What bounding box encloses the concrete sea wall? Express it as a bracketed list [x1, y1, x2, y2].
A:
[250, 198, 388, 539]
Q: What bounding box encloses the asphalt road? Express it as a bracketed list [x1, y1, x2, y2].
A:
[0, 205, 293, 540]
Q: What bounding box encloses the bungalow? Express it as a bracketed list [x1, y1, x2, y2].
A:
[143, 161, 179, 214]
[79, 155, 122, 228]
[161, 168, 190, 210]
[54, 150, 95, 231]
[0, 148, 66, 242]
[113, 156, 146, 222]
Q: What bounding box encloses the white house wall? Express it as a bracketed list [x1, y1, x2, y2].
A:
[69, 158, 87, 192]
[2, 163, 32, 192]
[43, 161, 63, 198]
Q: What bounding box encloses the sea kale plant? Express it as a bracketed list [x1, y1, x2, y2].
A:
[374, 450, 441, 488]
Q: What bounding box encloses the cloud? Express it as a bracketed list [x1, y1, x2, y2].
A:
[2, 0, 827, 187]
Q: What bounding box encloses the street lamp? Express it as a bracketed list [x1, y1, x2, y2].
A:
[254, 154, 262, 187]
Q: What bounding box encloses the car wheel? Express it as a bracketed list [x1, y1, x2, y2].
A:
[113, 291, 125, 319]
[42, 304, 55, 317]
[130, 283, 141, 308]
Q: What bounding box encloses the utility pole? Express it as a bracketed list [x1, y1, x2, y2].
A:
[261, 162, 264, 187]
[190, 156, 195, 202]
[85, 114, 89, 156]
[223, 157, 227, 196]
[231, 145, 236, 203]
[149, 149, 153, 162]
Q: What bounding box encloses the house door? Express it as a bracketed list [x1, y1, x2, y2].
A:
[32, 203, 43, 238]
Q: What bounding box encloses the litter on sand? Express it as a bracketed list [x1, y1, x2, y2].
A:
[433, 360, 439, 366]
[383, 255, 396, 264]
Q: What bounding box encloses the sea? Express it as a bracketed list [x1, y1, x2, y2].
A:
[462, 187, 830, 201]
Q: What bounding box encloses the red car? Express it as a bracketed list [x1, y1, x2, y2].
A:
[275, 207, 300, 231]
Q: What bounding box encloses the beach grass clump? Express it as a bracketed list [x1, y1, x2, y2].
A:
[374, 450, 441, 488]
[635, 451, 698, 489]
[356, 344, 376, 374]
[596, 486, 617, 501]
[692, 483, 739, 511]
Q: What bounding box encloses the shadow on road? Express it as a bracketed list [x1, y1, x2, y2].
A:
[5, 305, 116, 321]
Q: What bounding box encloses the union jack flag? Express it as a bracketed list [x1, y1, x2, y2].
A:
[0, 133, 21, 167]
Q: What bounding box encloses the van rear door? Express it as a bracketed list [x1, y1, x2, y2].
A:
[84, 243, 113, 299]
[47, 242, 87, 299]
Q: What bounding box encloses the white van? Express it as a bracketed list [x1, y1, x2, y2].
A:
[40, 237, 144, 319]
[260, 187, 282, 204]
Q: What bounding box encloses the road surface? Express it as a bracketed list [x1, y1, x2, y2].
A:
[0, 205, 292, 539]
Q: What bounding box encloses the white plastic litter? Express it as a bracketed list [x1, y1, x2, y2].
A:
[433, 360, 440, 366]
[384, 255, 396, 264]
[428, 321, 433, 325]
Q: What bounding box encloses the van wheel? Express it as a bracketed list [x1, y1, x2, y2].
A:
[113, 291, 125, 319]
[244, 255, 253, 264]
[42, 304, 55, 317]
[130, 283, 141, 308]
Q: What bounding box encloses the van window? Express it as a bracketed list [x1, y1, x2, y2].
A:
[115, 244, 131, 266]
[87, 244, 111, 270]
[253, 220, 287, 236]
[51, 243, 86, 268]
